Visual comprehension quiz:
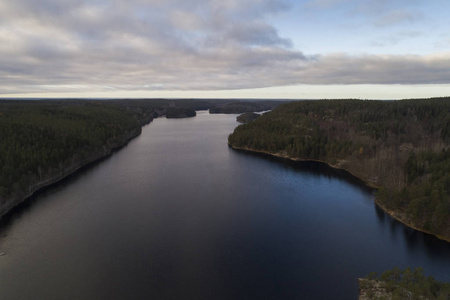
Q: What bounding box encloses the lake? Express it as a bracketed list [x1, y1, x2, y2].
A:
[1, 111, 450, 299]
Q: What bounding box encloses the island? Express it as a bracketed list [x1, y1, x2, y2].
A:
[228, 98, 450, 241]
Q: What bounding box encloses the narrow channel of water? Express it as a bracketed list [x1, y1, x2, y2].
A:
[1, 111, 449, 299]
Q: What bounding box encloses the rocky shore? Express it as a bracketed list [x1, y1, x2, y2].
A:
[358, 279, 390, 300]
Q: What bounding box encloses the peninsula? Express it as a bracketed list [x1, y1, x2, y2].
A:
[228, 98, 450, 241]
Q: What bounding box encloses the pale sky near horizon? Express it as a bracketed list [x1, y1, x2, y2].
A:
[1, 0, 450, 99]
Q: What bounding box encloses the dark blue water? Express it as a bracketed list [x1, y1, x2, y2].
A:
[1, 111, 449, 299]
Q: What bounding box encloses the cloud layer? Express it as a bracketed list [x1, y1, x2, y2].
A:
[1, 0, 449, 95]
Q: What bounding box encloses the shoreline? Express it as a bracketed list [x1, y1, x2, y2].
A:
[228, 144, 377, 188]
[374, 198, 450, 243]
[229, 144, 450, 243]
[0, 127, 144, 221]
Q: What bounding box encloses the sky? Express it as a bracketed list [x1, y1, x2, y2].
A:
[1, 0, 450, 99]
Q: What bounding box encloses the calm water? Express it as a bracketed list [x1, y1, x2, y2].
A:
[1, 111, 450, 300]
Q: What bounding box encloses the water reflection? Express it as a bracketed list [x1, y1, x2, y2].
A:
[232, 148, 374, 195]
[233, 147, 450, 284]
[0, 156, 107, 237]
[375, 204, 386, 221]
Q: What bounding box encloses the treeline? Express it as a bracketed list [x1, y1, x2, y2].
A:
[0, 100, 152, 206]
[209, 100, 283, 114]
[108, 98, 286, 116]
[360, 267, 450, 299]
[228, 98, 450, 239]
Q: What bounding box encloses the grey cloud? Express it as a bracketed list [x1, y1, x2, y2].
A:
[3, 48, 449, 95]
[226, 22, 293, 47]
[297, 53, 450, 85]
[1, 0, 449, 95]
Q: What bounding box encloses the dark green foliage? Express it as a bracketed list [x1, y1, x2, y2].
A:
[209, 100, 282, 114]
[0, 100, 148, 203]
[236, 112, 261, 123]
[406, 153, 424, 184]
[228, 98, 450, 238]
[362, 267, 450, 299]
[165, 107, 196, 118]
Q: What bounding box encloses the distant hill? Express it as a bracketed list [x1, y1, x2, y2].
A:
[228, 98, 450, 241]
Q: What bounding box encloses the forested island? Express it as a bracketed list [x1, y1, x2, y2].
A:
[0, 98, 278, 219]
[228, 98, 450, 241]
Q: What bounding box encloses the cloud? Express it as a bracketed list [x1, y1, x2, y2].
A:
[0, 0, 299, 93]
[298, 52, 450, 85]
[0, 0, 449, 96]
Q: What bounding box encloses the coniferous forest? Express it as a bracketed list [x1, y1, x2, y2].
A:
[0, 100, 153, 216]
[228, 98, 450, 240]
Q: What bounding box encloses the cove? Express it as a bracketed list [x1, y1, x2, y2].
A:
[1, 111, 450, 300]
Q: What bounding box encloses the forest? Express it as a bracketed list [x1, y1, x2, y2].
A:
[228, 98, 450, 240]
[236, 112, 261, 123]
[209, 100, 282, 114]
[0, 100, 153, 216]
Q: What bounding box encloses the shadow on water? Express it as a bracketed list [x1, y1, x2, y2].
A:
[375, 204, 386, 221]
[374, 201, 450, 261]
[231, 148, 375, 195]
[0, 148, 125, 236]
[234, 148, 450, 266]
